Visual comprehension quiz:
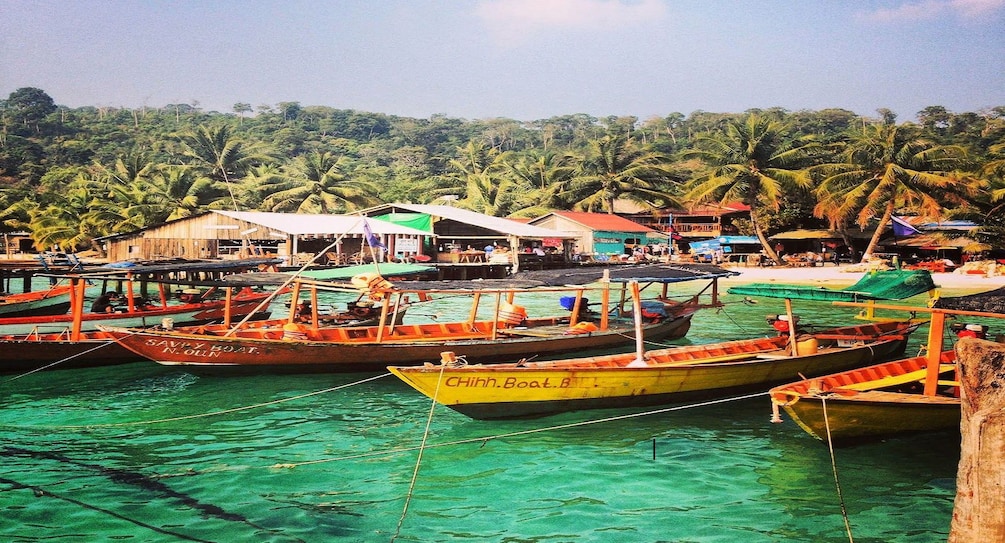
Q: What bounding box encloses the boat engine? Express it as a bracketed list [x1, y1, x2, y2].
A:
[951, 322, 989, 339]
[766, 314, 800, 334]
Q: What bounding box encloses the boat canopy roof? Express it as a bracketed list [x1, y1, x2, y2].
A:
[355, 263, 738, 291]
[932, 287, 1005, 314]
[507, 263, 738, 286]
[223, 263, 736, 290]
[727, 269, 937, 301]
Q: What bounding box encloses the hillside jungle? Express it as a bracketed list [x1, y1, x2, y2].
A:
[2, 87, 1003, 261]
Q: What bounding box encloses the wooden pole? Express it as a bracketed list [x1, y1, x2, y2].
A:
[600, 269, 610, 330]
[70, 277, 86, 341]
[630, 281, 645, 365]
[949, 338, 1005, 542]
[785, 298, 798, 356]
[923, 311, 947, 396]
[287, 281, 302, 324]
[224, 287, 233, 327]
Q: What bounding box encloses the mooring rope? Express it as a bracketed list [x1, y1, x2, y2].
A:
[821, 396, 855, 543]
[7, 373, 394, 430]
[2, 327, 148, 383]
[94, 390, 767, 482]
[390, 360, 448, 542]
[272, 391, 767, 470]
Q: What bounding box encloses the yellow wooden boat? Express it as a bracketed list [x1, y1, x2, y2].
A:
[768, 351, 959, 445]
[767, 287, 1005, 445]
[388, 320, 916, 419]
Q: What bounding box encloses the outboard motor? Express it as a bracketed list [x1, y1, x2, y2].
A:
[951, 322, 989, 339]
[766, 314, 800, 334]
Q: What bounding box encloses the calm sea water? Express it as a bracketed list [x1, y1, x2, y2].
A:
[1, 279, 989, 543]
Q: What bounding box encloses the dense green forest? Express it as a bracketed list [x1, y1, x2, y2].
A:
[2, 86, 1003, 261]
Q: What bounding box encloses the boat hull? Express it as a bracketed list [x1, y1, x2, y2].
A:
[770, 352, 960, 444]
[389, 322, 914, 419]
[105, 312, 695, 372]
[0, 332, 139, 373]
[0, 294, 273, 335]
[0, 285, 73, 317]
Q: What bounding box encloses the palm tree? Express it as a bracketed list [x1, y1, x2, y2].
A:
[683, 115, 817, 264]
[260, 151, 380, 213]
[424, 141, 523, 215]
[811, 123, 980, 261]
[179, 124, 273, 209]
[14, 181, 112, 252]
[564, 135, 675, 214]
[144, 165, 218, 221]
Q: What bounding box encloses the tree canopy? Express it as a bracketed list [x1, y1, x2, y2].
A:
[1, 87, 1003, 256]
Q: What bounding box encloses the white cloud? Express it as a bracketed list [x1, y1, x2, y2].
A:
[858, 0, 1005, 22]
[474, 0, 667, 44]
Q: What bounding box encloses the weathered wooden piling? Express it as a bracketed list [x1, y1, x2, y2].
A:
[949, 338, 1005, 542]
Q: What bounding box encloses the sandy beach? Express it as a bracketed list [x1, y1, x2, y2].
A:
[717, 262, 1005, 292]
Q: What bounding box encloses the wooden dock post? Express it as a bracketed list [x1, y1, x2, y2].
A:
[949, 338, 1005, 542]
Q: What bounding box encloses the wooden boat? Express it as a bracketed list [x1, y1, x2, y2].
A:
[0, 284, 74, 317]
[387, 320, 917, 419]
[0, 330, 137, 373]
[768, 351, 959, 444]
[0, 274, 278, 373]
[0, 285, 273, 335]
[0, 288, 417, 374]
[766, 287, 1005, 445]
[102, 264, 738, 372]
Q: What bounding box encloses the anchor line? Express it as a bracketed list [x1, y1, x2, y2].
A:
[4, 373, 393, 429]
[391, 356, 448, 542]
[822, 396, 855, 543]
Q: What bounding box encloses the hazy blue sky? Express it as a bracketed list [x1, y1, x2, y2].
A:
[3, 0, 1003, 122]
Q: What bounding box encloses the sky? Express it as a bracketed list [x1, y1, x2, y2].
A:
[2, 0, 1004, 123]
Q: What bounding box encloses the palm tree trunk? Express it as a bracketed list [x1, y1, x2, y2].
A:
[861, 203, 895, 262]
[750, 207, 783, 265]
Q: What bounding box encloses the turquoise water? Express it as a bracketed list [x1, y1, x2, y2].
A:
[1, 281, 985, 542]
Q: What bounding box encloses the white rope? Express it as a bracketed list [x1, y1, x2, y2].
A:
[3, 327, 149, 382]
[821, 396, 855, 543]
[390, 360, 447, 542]
[104, 390, 769, 481]
[274, 391, 768, 469]
[7, 373, 393, 429]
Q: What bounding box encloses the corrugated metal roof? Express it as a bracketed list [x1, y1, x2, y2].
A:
[541, 211, 661, 234]
[212, 211, 431, 236]
[370, 204, 576, 238]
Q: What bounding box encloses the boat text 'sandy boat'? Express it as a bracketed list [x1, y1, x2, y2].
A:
[387, 319, 917, 420]
[102, 264, 738, 372]
[768, 287, 1005, 445]
[0, 284, 74, 317]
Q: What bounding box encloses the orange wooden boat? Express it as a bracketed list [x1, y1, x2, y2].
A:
[0, 277, 274, 373]
[103, 306, 698, 372]
[103, 264, 739, 372]
[0, 284, 74, 317]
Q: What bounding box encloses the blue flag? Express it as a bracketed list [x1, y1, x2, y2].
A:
[362, 219, 386, 249]
[891, 216, 921, 237]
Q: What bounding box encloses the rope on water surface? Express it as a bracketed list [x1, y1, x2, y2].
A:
[9, 373, 393, 430]
[821, 396, 855, 543]
[390, 359, 447, 543]
[272, 390, 768, 469]
[2, 328, 147, 383]
[131, 390, 769, 481]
